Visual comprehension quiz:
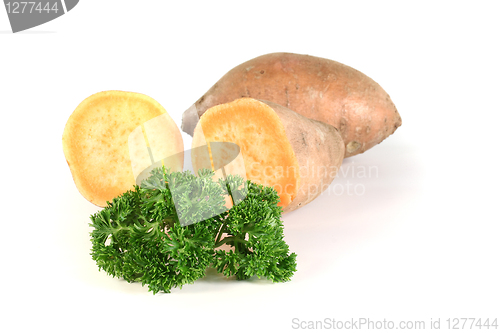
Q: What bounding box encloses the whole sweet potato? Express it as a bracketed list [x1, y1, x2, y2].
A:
[182, 53, 401, 157]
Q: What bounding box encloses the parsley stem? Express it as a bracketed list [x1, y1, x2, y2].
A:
[215, 221, 227, 245]
[214, 235, 247, 248]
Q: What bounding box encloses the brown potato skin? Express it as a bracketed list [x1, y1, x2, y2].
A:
[260, 100, 345, 213]
[182, 52, 401, 157]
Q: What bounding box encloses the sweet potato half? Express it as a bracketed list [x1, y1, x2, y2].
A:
[192, 98, 344, 213]
[62, 90, 183, 207]
[182, 52, 401, 157]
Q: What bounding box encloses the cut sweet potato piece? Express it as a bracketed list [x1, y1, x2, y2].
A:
[192, 98, 344, 213]
[62, 90, 183, 207]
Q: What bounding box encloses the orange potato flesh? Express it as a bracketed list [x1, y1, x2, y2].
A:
[62, 90, 183, 207]
[193, 98, 299, 207]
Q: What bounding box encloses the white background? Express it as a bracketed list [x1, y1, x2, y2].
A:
[1, 1, 499, 332]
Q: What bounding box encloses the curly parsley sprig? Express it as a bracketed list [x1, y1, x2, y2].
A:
[89, 167, 296, 293]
